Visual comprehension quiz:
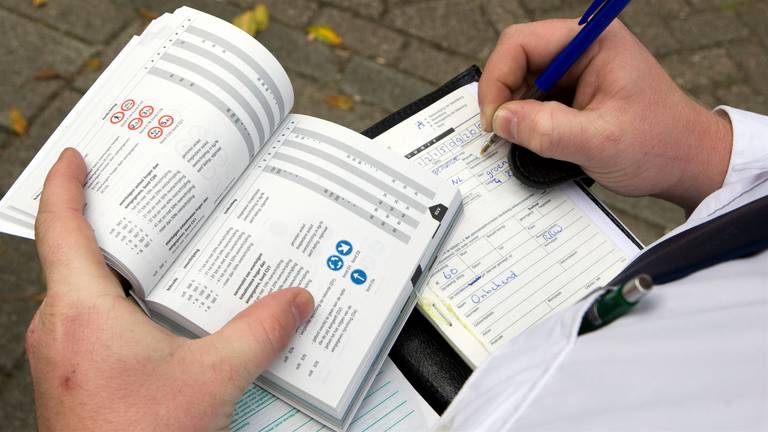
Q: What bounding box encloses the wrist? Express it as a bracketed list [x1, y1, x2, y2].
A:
[657, 103, 733, 213]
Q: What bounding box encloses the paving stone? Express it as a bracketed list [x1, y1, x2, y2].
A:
[0, 91, 83, 198]
[231, 0, 319, 26]
[688, 0, 749, 10]
[738, 2, 768, 52]
[0, 9, 93, 127]
[669, 11, 750, 50]
[0, 360, 36, 431]
[292, 76, 389, 133]
[727, 41, 768, 97]
[340, 57, 432, 112]
[715, 83, 768, 114]
[313, 7, 404, 60]
[0, 301, 38, 374]
[385, 0, 498, 58]
[482, 0, 530, 33]
[623, 0, 691, 19]
[126, 0, 241, 19]
[531, 3, 584, 20]
[320, 0, 386, 19]
[521, 0, 562, 12]
[397, 39, 477, 85]
[623, 14, 681, 56]
[0, 0, 133, 44]
[590, 184, 687, 233]
[73, 19, 148, 93]
[660, 48, 741, 91]
[257, 22, 340, 83]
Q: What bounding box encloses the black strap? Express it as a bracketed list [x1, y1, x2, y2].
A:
[610, 194, 768, 286]
[507, 144, 587, 188]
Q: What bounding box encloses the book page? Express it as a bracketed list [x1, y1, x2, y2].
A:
[0, 8, 294, 293]
[229, 358, 438, 432]
[373, 82, 640, 367]
[146, 114, 460, 415]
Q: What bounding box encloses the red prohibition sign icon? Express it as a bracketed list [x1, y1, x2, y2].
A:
[147, 127, 163, 140]
[139, 106, 154, 118]
[127, 118, 143, 130]
[110, 111, 125, 124]
[121, 99, 136, 111]
[158, 115, 174, 128]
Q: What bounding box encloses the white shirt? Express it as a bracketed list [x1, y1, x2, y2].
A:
[436, 107, 768, 431]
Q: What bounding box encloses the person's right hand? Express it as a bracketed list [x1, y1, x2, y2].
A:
[480, 20, 733, 212]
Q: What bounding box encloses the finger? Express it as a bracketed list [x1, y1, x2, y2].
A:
[35, 148, 121, 297]
[492, 99, 605, 164]
[480, 19, 588, 131]
[196, 288, 315, 385]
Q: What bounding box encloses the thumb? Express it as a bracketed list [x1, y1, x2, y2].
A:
[195, 288, 314, 384]
[492, 99, 600, 165]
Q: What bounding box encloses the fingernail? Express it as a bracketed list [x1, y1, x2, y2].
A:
[292, 290, 315, 324]
[493, 109, 518, 142]
[480, 108, 493, 132]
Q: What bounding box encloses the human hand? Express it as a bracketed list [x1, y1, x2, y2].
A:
[26, 149, 315, 431]
[480, 20, 733, 212]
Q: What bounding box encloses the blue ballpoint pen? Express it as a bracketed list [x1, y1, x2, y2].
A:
[480, 0, 633, 155]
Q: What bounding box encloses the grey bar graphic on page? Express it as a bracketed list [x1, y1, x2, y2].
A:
[161, 52, 266, 145]
[264, 165, 411, 244]
[171, 39, 276, 131]
[282, 139, 427, 213]
[148, 67, 255, 157]
[186, 26, 286, 118]
[292, 127, 436, 200]
[272, 152, 420, 229]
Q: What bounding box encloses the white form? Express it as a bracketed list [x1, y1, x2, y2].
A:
[373, 82, 640, 367]
[229, 358, 438, 432]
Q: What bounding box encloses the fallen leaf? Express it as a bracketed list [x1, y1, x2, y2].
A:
[137, 7, 160, 20]
[252, 4, 269, 32]
[33, 67, 63, 80]
[374, 56, 387, 65]
[32, 0, 47, 7]
[80, 57, 102, 73]
[324, 94, 355, 111]
[233, 10, 255, 36]
[307, 25, 343, 46]
[9, 107, 29, 136]
[233, 4, 269, 36]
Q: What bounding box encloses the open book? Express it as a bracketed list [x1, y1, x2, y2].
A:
[0, 7, 461, 431]
[370, 76, 641, 369]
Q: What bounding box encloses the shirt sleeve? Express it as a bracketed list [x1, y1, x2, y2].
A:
[685, 107, 768, 223]
[717, 106, 768, 187]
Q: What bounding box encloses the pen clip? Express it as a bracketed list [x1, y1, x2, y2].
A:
[579, 0, 610, 25]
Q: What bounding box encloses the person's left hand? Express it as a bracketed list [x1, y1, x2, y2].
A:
[26, 148, 315, 431]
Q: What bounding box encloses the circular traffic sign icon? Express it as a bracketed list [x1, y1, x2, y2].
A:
[109, 111, 125, 124]
[127, 118, 143, 130]
[158, 114, 174, 128]
[139, 105, 154, 118]
[147, 126, 163, 139]
[121, 99, 136, 111]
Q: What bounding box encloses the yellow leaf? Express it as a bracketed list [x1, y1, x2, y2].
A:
[324, 94, 355, 111]
[80, 57, 102, 73]
[32, 0, 47, 7]
[306, 25, 343, 46]
[137, 7, 160, 20]
[252, 4, 269, 33]
[233, 10, 257, 36]
[33, 67, 63, 80]
[9, 107, 29, 136]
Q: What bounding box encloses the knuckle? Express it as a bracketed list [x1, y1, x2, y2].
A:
[529, 104, 557, 157]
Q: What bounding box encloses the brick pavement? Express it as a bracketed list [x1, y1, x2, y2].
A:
[1, 0, 767, 428]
